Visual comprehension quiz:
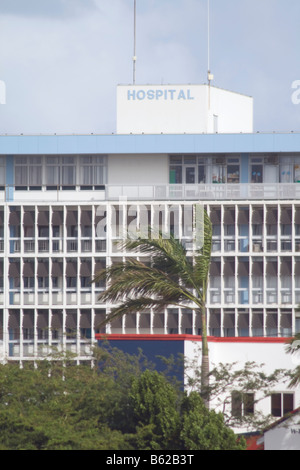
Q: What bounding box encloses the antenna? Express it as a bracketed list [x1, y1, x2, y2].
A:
[207, 0, 213, 85]
[133, 0, 137, 85]
[207, 0, 214, 109]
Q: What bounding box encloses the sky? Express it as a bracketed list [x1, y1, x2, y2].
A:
[0, 0, 300, 135]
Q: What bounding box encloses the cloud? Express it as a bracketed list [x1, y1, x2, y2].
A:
[0, 0, 97, 19]
[0, 0, 299, 134]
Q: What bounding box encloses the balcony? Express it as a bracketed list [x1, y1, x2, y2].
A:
[106, 183, 300, 201]
[3, 183, 300, 202]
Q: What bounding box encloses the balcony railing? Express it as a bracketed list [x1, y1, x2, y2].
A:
[3, 183, 300, 202]
[106, 183, 300, 201]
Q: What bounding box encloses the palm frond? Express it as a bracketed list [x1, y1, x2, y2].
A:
[96, 258, 200, 308]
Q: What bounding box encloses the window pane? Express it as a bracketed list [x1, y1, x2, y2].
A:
[198, 165, 206, 183]
[244, 393, 255, 415]
[271, 393, 281, 417]
[184, 156, 196, 165]
[0, 158, 5, 185]
[62, 156, 74, 164]
[62, 166, 75, 185]
[283, 394, 294, 415]
[29, 166, 42, 185]
[94, 166, 104, 184]
[170, 155, 182, 164]
[170, 166, 182, 184]
[186, 167, 195, 184]
[15, 166, 28, 185]
[46, 166, 59, 185]
[231, 391, 242, 418]
[81, 166, 93, 185]
[251, 165, 263, 183]
[227, 165, 240, 183]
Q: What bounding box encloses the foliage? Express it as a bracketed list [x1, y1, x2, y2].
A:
[0, 347, 245, 451]
[180, 392, 245, 450]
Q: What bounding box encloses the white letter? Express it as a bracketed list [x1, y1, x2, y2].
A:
[291, 80, 300, 105]
[0, 80, 6, 105]
[95, 205, 107, 237]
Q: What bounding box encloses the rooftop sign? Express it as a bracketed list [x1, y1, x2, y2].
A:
[127, 88, 195, 101]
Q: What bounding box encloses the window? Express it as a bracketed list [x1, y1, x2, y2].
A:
[23, 277, 34, 289]
[15, 156, 42, 187]
[170, 155, 240, 185]
[81, 277, 90, 289]
[62, 157, 75, 186]
[227, 158, 240, 183]
[251, 158, 263, 183]
[66, 277, 77, 289]
[280, 157, 293, 183]
[198, 160, 206, 183]
[38, 226, 49, 238]
[38, 277, 49, 289]
[231, 391, 255, 418]
[0, 157, 5, 186]
[46, 156, 75, 188]
[271, 393, 294, 417]
[80, 328, 91, 339]
[52, 226, 60, 238]
[79, 156, 106, 187]
[212, 159, 226, 183]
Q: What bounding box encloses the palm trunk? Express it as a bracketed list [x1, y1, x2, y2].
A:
[200, 304, 210, 408]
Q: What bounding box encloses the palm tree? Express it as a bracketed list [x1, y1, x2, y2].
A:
[93, 205, 212, 405]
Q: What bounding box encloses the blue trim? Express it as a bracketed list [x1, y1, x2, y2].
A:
[0, 133, 300, 156]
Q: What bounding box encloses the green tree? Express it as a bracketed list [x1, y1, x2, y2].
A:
[285, 332, 300, 388]
[0, 353, 131, 450]
[128, 369, 181, 450]
[180, 392, 245, 450]
[126, 369, 245, 450]
[93, 205, 212, 404]
[0, 348, 246, 450]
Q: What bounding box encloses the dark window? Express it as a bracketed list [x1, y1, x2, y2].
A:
[232, 391, 255, 418]
[271, 393, 294, 417]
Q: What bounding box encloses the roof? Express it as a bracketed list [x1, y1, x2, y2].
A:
[256, 407, 300, 447]
[0, 132, 300, 155]
[263, 407, 300, 433]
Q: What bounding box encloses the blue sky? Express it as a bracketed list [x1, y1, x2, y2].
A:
[0, 0, 299, 134]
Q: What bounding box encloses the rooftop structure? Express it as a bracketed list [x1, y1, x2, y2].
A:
[116, 84, 253, 135]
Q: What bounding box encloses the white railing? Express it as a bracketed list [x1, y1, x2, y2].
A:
[106, 183, 300, 201]
[3, 183, 300, 202]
